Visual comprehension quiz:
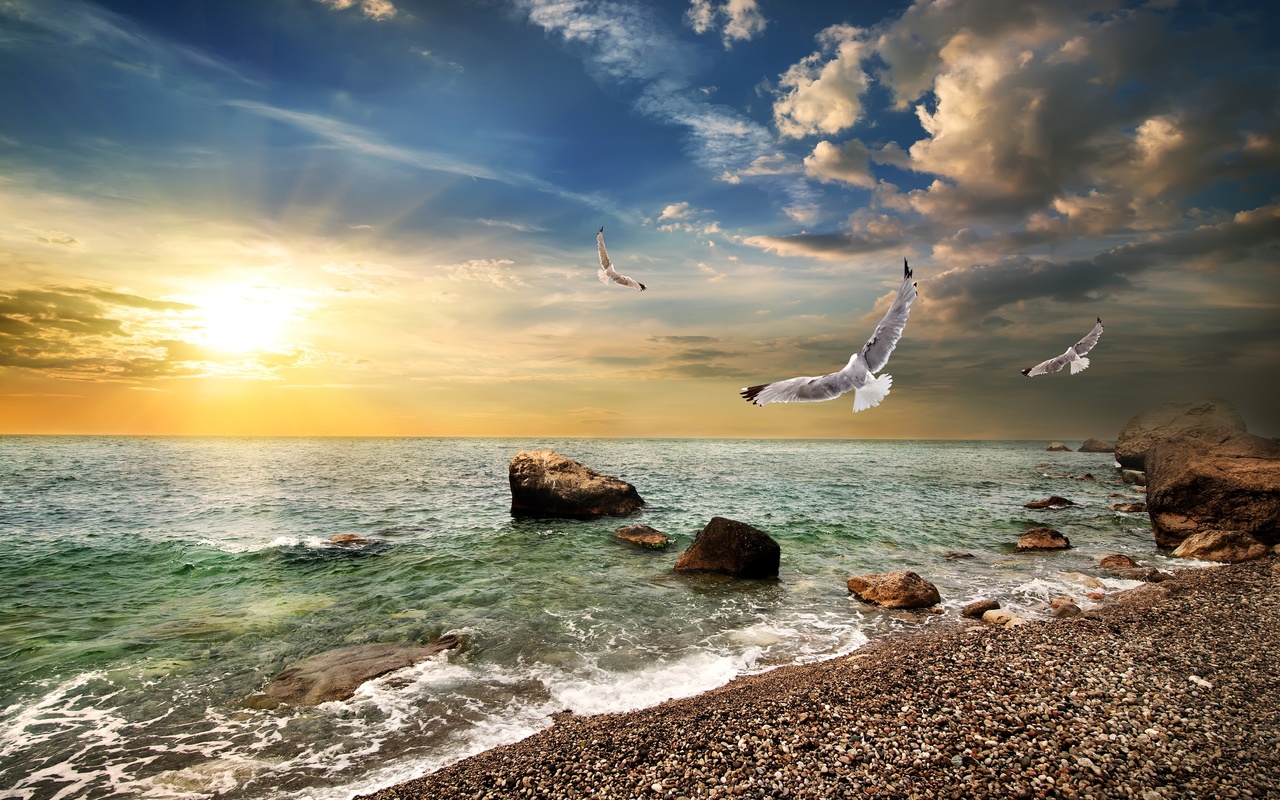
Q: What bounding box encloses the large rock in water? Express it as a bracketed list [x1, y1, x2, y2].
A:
[243, 633, 462, 709]
[509, 450, 644, 519]
[673, 517, 780, 578]
[1077, 438, 1115, 453]
[1013, 527, 1071, 552]
[1114, 396, 1247, 470]
[847, 570, 941, 609]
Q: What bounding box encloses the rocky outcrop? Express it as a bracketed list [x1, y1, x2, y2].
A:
[1145, 432, 1280, 548]
[243, 633, 462, 709]
[509, 450, 645, 519]
[1077, 438, 1115, 453]
[673, 517, 779, 578]
[1099, 554, 1139, 569]
[613, 525, 669, 550]
[1014, 527, 1071, 552]
[1114, 397, 1247, 471]
[1172, 530, 1270, 563]
[962, 599, 1000, 618]
[1110, 502, 1148, 513]
[1024, 496, 1075, 510]
[1046, 442, 1070, 452]
[846, 570, 941, 609]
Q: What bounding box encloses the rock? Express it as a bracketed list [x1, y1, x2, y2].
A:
[1111, 567, 1174, 583]
[1046, 442, 1070, 452]
[981, 609, 1027, 627]
[847, 570, 941, 609]
[944, 551, 976, 559]
[1145, 433, 1280, 548]
[1077, 438, 1115, 453]
[613, 525, 669, 550]
[508, 450, 644, 519]
[329, 533, 380, 546]
[1172, 530, 1270, 563]
[1120, 470, 1148, 486]
[1024, 496, 1075, 509]
[673, 517, 779, 578]
[961, 599, 1000, 618]
[1061, 572, 1105, 589]
[1110, 502, 1148, 513]
[243, 633, 462, 709]
[1014, 527, 1071, 552]
[1099, 554, 1140, 569]
[1051, 600, 1082, 618]
[1114, 396, 1247, 471]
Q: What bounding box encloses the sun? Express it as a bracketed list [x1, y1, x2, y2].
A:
[192, 286, 296, 354]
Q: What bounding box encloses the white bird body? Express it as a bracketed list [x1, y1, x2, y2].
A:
[741, 259, 917, 413]
[596, 227, 646, 291]
[1021, 318, 1104, 377]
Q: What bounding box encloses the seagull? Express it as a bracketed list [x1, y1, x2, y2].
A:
[740, 259, 918, 413]
[1021, 318, 1104, 377]
[597, 227, 646, 291]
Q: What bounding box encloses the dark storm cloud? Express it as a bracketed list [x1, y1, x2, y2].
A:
[743, 230, 904, 260]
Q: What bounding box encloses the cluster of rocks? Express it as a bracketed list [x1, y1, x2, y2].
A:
[1045, 438, 1115, 453]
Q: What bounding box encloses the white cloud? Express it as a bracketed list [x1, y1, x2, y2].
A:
[659, 202, 694, 221]
[439, 258, 526, 289]
[685, 0, 767, 48]
[773, 24, 872, 139]
[316, 0, 397, 21]
[803, 140, 875, 188]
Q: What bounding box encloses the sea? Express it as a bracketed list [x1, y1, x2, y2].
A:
[0, 436, 1171, 800]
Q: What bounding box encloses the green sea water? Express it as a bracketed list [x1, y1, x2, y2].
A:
[0, 437, 1165, 799]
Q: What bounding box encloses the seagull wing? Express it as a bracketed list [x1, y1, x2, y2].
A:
[1073, 317, 1104, 355]
[858, 258, 918, 374]
[596, 227, 646, 291]
[1022, 351, 1071, 377]
[740, 366, 861, 406]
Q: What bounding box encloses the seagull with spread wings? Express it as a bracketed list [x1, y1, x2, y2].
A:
[596, 227, 646, 291]
[741, 259, 918, 413]
[1021, 318, 1104, 377]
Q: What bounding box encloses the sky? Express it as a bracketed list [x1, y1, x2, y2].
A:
[1, 0, 1277, 439]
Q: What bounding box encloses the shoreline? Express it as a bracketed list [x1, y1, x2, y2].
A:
[362, 556, 1280, 799]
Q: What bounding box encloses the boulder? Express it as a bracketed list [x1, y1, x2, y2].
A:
[1110, 502, 1148, 513]
[508, 450, 644, 519]
[1046, 442, 1070, 452]
[613, 524, 669, 550]
[961, 599, 1000, 618]
[1120, 470, 1148, 486]
[243, 633, 462, 709]
[1049, 596, 1083, 618]
[1061, 572, 1105, 589]
[846, 570, 941, 609]
[1172, 530, 1270, 563]
[673, 517, 779, 578]
[1077, 438, 1115, 453]
[1014, 527, 1071, 552]
[1114, 396, 1247, 470]
[1145, 433, 1280, 548]
[1099, 554, 1139, 569]
[1110, 567, 1173, 583]
[1024, 496, 1075, 510]
[982, 609, 1027, 627]
[329, 533, 380, 546]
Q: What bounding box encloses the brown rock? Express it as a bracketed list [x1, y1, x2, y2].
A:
[1110, 502, 1148, 513]
[1014, 527, 1071, 552]
[1146, 433, 1280, 548]
[508, 450, 644, 519]
[1114, 396, 1247, 471]
[981, 609, 1027, 627]
[1111, 567, 1173, 583]
[1099, 554, 1140, 569]
[1024, 496, 1075, 509]
[613, 525, 669, 550]
[673, 517, 779, 578]
[1120, 470, 1148, 486]
[847, 570, 941, 609]
[1172, 530, 1269, 563]
[961, 599, 1000, 618]
[944, 551, 976, 559]
[329, 533, 380, 546]
[1077, 438, 1115, 453]
[243, 633, 462, 709]
[1046, 442, 1070, 452]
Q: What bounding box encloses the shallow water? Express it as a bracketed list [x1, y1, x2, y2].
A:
[0, 437, 1165, 799]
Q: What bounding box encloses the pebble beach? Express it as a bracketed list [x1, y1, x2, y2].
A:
[364, 556, 1280, 800]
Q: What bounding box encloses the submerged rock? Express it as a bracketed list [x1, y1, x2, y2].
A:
[1172, 530, 1269, 563]
[1077, 438, 1115, 453]
[1024, 496, 1076, 510]
[1110, 502, 1148, 513]
[508, 450, 644, 520]
[673, 517, 779, 578]
[613, 524, 670, 550]
[1046, 442, 1070, 452]
[1114, 396, 1247, 471]
[243, 633, 462, 709]
[329, 533, 381, 547]
[846, 570, 941, 609]
[1014, 527, 1071, 552]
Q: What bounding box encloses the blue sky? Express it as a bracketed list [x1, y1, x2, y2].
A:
[1, 0, 1278, 438]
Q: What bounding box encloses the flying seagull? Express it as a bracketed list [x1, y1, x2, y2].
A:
[1021, 318, 1104, 377]
[741, 259, 918, 413]
[597, 227, 646, 291]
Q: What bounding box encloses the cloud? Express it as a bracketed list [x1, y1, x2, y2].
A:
[438, 258, 526, 289]
[316, 0, 397, 21]
[773, 24, 872, 139]
[477, 218, 548, 233]
[659, 202, 694, 221]
[803, 139, 875, 188]
[685, 0, 767, 48]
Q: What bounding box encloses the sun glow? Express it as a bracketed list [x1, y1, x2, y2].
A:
[191, 286, 300, 353]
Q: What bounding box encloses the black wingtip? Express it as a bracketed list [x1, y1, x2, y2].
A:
[740, 384, 766, 405]
[638, 283, 647, 291]
[1097, 316, 1102, 324]
[599, 226, 604, 233]
[903, 258, 912, 280]
[1020, 368, 1031, 377]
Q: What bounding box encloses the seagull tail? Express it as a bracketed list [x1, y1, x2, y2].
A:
[1070, 356, 1090, 375]
[852, 373, 892, 413]
[598, 268, 610, 285]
